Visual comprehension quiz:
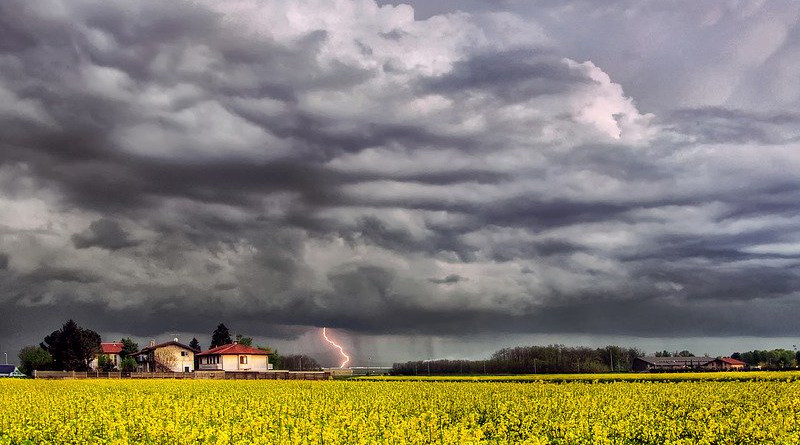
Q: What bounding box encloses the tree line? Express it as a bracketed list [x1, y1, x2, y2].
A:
[392, 345, 647, 375]
[732, 349, 800, 369]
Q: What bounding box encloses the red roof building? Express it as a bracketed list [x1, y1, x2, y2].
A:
[197, 343, 271, 372]
[90, 342, 125, 370]
[100, 342, 124, 355]
[707, 357, 747, 370]
[197, 343, 270, 356]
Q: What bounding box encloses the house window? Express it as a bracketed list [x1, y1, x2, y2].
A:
[181, 351, 187, 357]
[240, 356, 248, 365]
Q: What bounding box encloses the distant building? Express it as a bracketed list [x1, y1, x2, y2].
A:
[197, 343, 271, 372]
[134, 339, 198, 373]
[706, 357, 747, 371]
[90, 342, 125, 370]
[632, 356, 714, 372]
[0, 364, 25, 377]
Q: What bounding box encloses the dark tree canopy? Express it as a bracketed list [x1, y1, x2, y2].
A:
[280, 354, 322, 371]
[40, 320, 101, 371]
[210, 323, 232, 349]
[189, 337, 201, 352]
[393, 344, 646, 375]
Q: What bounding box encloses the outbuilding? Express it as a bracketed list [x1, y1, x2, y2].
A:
[0, 364, 26, 377]
[706, 357, 747, 371]
[632, 356, 713, 372]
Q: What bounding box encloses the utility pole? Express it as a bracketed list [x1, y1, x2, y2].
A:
[533, 358, 537, 374]
[609, 349, 614, 372]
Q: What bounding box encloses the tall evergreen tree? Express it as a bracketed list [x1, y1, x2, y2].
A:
[41, 320, 101, 371]
[189, 337, 201, 351]
[210, 324, 232, 349]
[120, 337, 139, 357]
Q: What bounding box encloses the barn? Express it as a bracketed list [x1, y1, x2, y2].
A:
[632, 356, 713, 372]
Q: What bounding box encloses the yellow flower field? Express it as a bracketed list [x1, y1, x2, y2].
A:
[2, 378, 800, 444]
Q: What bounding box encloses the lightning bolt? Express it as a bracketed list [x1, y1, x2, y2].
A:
[322, 327, 350, 368]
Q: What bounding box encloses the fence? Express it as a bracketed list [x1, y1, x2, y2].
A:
[33, 370, 331, 380]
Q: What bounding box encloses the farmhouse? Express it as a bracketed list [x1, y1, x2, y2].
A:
[134, 339, 198, 373]
[197, 342, 271, 372]
[90, 342, 124, 370]
[632, 356, 714, 372]
[0, 364, 25, 377]
[706, 357, 747, 371]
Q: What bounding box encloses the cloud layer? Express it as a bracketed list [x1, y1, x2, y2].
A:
[1, 0, 799, 362]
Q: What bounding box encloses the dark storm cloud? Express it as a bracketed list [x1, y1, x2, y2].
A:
[429, 274, 465, 285]
[72, 219, 140, 250]
[1, 0, 800, 362]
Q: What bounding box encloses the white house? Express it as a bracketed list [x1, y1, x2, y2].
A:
[197, 343, 271, 372]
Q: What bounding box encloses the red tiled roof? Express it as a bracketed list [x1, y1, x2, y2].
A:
[197, 343, 270, 356]
[100, 342, 124, 354]
[720, 357, 747, 366]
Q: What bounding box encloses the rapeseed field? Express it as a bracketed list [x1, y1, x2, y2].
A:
[1, 378, 799, 444]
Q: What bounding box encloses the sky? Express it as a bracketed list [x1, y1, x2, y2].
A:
[1, 0, 800, 366]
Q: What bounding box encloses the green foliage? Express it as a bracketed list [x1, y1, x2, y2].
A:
[235, 333, 253, 346]
[188, 337, 201, 352]
[259, 345, 281, 369]
[120, 356, 137, 372]
[97, 354, 117, 372]
[40, 319, 101, 371]
[120, 337, 139, 357]
[17, 345, 53, 376]
[735, 349, 797, 369]
[210, 323, 232, 349]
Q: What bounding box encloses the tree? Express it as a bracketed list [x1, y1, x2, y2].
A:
[120, 337, 139, 357]
[235, 333, 253, 346]
[281, 354, 322, 371]
[41, 320, 101, 371]
[189, 337, 201, 352]
[677, 350, 695, 357]
[210, 323, 232, 349]
[120, 356, 137, 372]
[154, 349, 177, 371]
[18, 345, 53, 376]
[97, 354, 116, 372]
[259, 345, 280, 369]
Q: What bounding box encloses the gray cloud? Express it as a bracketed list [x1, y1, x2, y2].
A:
[1, 0, 799, 364]
[72, 219, 140, 250]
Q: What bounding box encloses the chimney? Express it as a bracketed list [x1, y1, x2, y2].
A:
[149, 339, 155, 347]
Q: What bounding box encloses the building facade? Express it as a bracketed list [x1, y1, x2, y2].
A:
[197, 343, 271, 372]
[90, 342, 124, 370]
[134, 340, 198, 373]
